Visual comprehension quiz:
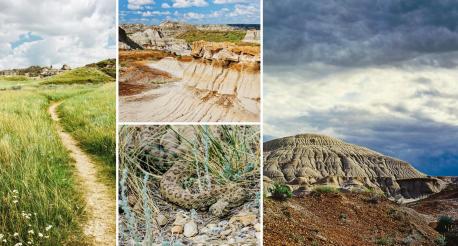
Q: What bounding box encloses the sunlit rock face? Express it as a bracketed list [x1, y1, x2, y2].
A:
[264, 133, 448, 200]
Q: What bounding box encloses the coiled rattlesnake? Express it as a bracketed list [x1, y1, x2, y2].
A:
[157, 127, 247, 217]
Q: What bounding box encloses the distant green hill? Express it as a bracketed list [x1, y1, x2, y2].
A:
[85, 59, 116, 78]
[42, 67, 113, 85]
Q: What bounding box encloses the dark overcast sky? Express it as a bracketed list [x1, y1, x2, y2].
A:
[263, 0, 458, 176]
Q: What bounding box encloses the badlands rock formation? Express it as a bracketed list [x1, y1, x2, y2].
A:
[119, 41, 260, 122]
[242, 30, 260, 44]
[120, 26, 191, 56]
[264, 134, 448, 200]
[119, 21, 260, 56]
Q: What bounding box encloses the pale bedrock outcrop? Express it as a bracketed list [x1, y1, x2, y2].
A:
[263, 134, 447, 199]
[242, 30, 260, 44]
[120, 57, 259, 122]
[126, 27, 191, 56]
[191, 41, 260, 64]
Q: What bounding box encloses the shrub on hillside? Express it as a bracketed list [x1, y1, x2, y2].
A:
[437, 215, 454, 233]
[435, 235, 447, 246]
[270, 183, 292, 201]
[313, 185, 339, 194]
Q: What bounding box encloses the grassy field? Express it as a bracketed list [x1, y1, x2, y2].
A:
[0, 67, 115, 244]
[0, 76, 40, 89]
[177, 30, 246, 43]
[58, 83, 116, 183]
[0, 90, 87, 245]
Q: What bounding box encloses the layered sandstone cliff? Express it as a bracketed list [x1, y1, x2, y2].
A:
[119, 41, 260, 122]
[264, 134, 448, 200]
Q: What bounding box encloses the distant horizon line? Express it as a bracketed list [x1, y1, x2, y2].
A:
[119, 22, 260, 25]
[0, 57, 115, 71]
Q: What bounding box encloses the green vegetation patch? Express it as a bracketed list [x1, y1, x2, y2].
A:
[270, 183, 292, 201]
[177, 30, 246, 43]
[39, 84, 99, 101]
[85, 59, 116, 78]
[0, 90, 86, 245]
[313, 185, 340, 193]
[58, 83, 116, 183]
[0, 75, 29, 81]
[41, 67, 113, 85]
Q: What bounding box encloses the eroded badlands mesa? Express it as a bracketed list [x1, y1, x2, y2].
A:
[264, 134, 454, 201]
[119, 21, 260, 122]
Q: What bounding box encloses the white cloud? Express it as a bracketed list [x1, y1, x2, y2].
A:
[172, 0, 208, 8]
[161, 3, 171, 8]
[127, 0, 154, 10]
[0, 0, 115, 69]
[229, 4, 258, 17]
[142, 11, 171, 16]
[214, 0, 255, 4]
[264, 64, 458, 138]
[183, 12, 205, 19]
[208, 8, 230, 17]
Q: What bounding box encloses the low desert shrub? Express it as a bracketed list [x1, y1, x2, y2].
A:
[270, 183, 292, 200]
[435, 235, 447, 246]
[437, 215, 454, 233]
[375, 236, 394, 245]
[313, 185, 339, 194]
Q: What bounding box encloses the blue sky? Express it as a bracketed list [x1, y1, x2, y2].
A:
[264, 0, 458, 176]
[119, 0, 260, 25]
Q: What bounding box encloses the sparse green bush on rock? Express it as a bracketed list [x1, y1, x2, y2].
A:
[270, 183, 292, 200]
[437, 215, 454, 233]
[435, 235, 447, 246]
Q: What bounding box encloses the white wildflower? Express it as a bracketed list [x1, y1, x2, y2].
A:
[38, 233, 43, 237]
[0, 234, 3, 239]
[14, 243, 22, 246]
[45, 225, 52, 231]
[2, 239, 6, 243]
[13, 233, 19, 237]
[44, 236, 49, 239]
[13, 190, 18, 193]
[12, 200, 18, 204]
[28, 230, 34, 234]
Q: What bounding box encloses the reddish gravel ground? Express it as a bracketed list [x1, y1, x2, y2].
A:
[408, 184, 458, 246]
[264, 192, 441, 246]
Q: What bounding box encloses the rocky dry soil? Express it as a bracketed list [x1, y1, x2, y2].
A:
[264, 192, 442, 246]
[263, 133, 458, 246]
[121, 198, 260, 246]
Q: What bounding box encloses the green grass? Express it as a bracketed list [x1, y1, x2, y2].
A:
[177, 30, 246, 43]
[0, 75, 29, 81]
[58, 83, 116, 183]
[41, 67, 113, 85]
[313, 185, 340, 193]
[270, 182, 292, 200]
[0, 90, 87, 245]
[39, 84, 99, 101]
[0, 78, 40, 89]
[0, 64, 115, 244]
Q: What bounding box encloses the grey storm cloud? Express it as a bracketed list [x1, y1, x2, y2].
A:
[264, 0, 458, 67]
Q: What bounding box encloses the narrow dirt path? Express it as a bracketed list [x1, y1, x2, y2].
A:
[48, 102, 116, 245]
